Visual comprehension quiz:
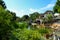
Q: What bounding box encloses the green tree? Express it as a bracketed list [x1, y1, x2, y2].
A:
[21, 15, 30, 21]
[10, 12, 16, 21]
[16, 17, 21, 22]
[19, 22, 28, 29]
[6, 10, 17, 21]
[43, 14, 53, 23]
[0, 0, 6, 9]
[53, 0, 60, 13]
[0, 6, 18, 40]
[30, 12, 40, 21]
[39, 28, 50, 35]
[47, 14, 53, 22]
[12, 29, 42, 40]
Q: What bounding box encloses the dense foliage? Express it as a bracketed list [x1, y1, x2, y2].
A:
[0, 0, 6, 9]
[43, 14, 53, 22]
[30, 12, 40, 21]
[53, 0, 60, 13]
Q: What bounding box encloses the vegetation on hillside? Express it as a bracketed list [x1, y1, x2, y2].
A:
[0, 0, 60, 40]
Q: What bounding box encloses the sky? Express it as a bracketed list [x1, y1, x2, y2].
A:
[3, 0, 56, 17]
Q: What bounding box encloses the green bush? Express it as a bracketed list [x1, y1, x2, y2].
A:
[19, 22, 28, 29]
[12, 29, 44, 40]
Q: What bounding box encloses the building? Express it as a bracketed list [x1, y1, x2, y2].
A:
[54, 13, 60, 17]
[44, 10, 54, 18]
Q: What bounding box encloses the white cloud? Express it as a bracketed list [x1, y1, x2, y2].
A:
[8, 8, 28, 17]
[29, 8, 40, 13]
[29, 3, 55, 13]
[40, 3, 55, 10]
[40, 0, 56, 10]
[8, 8, 41, 17]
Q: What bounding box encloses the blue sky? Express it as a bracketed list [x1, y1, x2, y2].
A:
[3, 0, 56, 17]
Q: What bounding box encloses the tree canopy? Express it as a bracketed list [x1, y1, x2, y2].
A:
[30, 12, 40, 20]
[53, 0, 60, 13]
[0, 0, 6, 9]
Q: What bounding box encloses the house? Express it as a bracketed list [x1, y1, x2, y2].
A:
[44, 10, 54, 14]
[44, 15, 60, 29]
[43, 13, 60, 29]
[40, 14, 44, 18]
[44, 10, 54, 18]
[53, 15, 60, 23]
[54, 13, 60, 17]
[31, 10, 54, 26]
[35, 18, 43, 24]
[29, 11, 60, 28]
